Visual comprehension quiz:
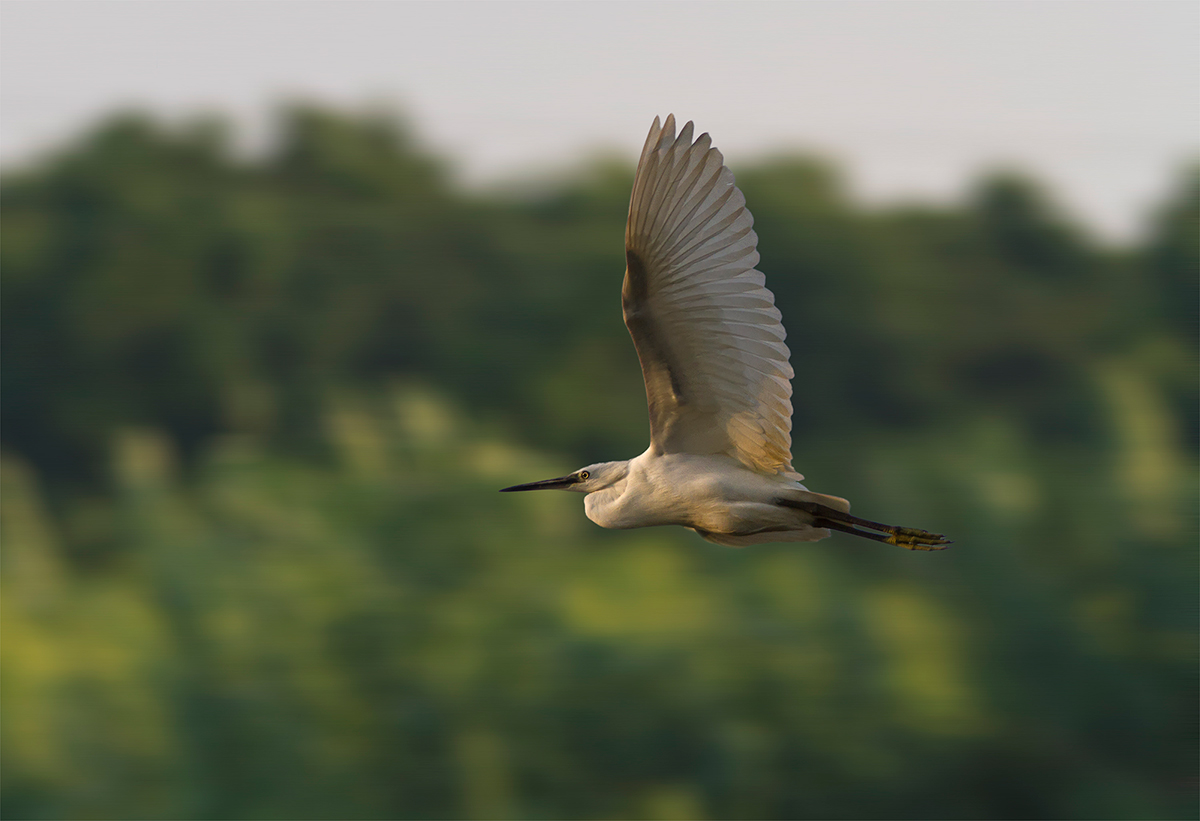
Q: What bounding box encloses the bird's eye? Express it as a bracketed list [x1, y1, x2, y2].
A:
[578, 470, 590, 480]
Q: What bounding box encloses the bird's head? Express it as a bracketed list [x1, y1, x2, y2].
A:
[500, 461, 627, 494]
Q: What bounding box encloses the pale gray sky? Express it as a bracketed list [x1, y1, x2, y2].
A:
[2, 1, 1196, 239]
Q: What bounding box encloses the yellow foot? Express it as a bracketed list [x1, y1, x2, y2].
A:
[887, 526, 952, 551]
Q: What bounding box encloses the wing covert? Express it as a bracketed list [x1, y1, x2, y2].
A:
[623, 115, 797, 476]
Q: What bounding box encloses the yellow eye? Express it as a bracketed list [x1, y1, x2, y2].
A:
[578, 470, 590, 480]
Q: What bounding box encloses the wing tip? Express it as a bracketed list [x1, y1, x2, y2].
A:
[651, 114, 711, 153]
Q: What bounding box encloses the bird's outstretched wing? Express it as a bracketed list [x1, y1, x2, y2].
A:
[623, 115, 796, 476]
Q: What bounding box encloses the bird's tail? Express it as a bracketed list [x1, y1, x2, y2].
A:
[779, 487, 852, 514]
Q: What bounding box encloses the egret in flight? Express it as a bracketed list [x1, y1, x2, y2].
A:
[502, 116, 949, 550]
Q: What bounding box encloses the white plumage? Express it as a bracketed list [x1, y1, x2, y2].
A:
[624, 116, 794, 476]
[503, 116, 949, 551]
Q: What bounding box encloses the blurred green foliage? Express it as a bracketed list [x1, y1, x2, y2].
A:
[1, 108, 1197, 820]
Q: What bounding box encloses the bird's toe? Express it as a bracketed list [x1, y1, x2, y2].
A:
[888, 527, 953, 551]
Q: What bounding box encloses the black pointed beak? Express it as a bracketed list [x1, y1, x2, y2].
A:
[500, 474, 578, 492]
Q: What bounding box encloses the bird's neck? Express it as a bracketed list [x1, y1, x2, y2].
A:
[582, 460, 632, 529]
[583, 483, 626, 529]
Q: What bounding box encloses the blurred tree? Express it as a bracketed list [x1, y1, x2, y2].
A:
[1, 108, 1196, 821]
[1143, 166, 1199, 346]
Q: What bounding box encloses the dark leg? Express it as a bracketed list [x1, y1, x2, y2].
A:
[778, 498, 952, 550]
[812, 517, 895, 544]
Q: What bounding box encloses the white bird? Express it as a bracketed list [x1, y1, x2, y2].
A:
[502, 116, 949, 550]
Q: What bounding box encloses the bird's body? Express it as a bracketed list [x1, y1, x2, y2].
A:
[578, 451, 845, 547]
[503, 116, 949, 551]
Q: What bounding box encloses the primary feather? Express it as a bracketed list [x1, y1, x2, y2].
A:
[623, 114, 797, 477]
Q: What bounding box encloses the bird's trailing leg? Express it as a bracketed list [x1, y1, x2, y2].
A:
[777, 498, 951, 550]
